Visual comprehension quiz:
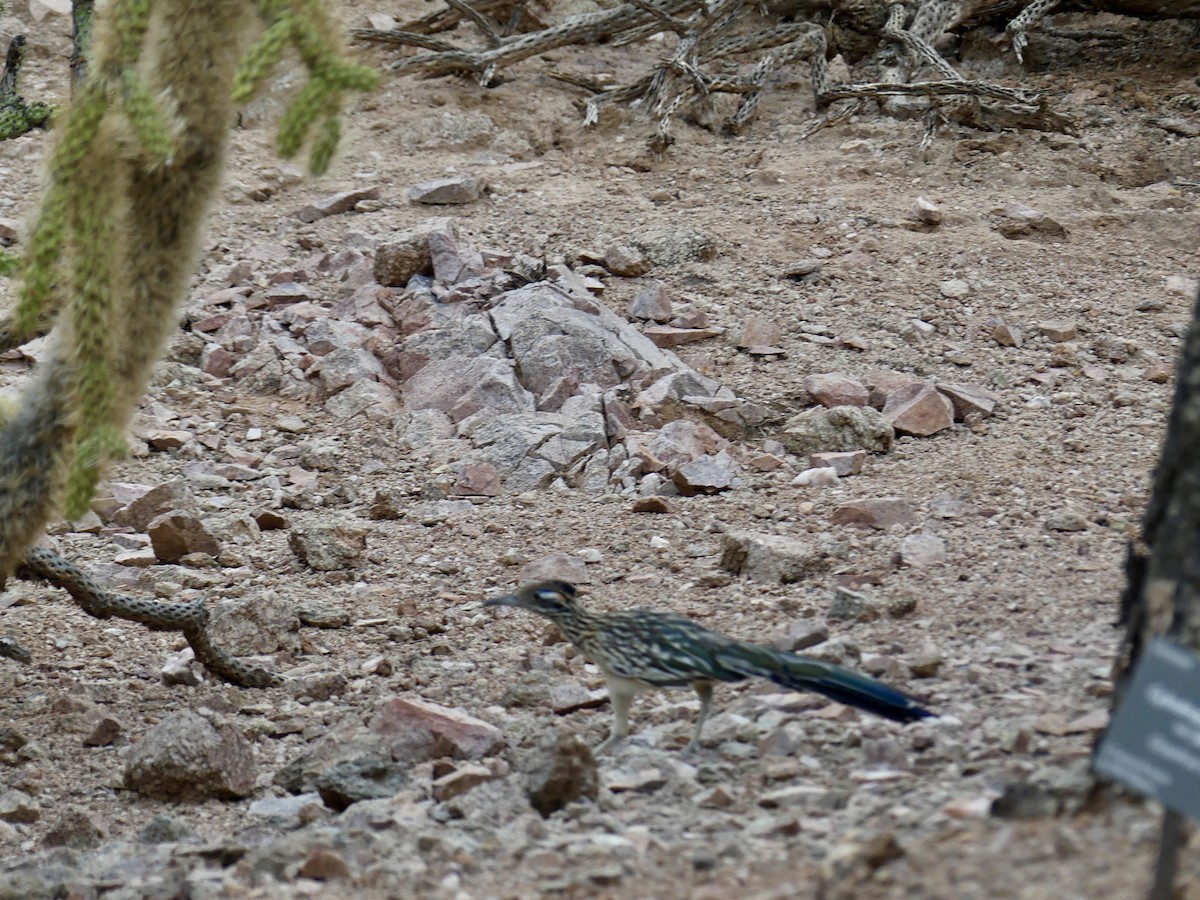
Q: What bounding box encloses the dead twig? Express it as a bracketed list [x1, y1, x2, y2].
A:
[358, 0, 1078, 148]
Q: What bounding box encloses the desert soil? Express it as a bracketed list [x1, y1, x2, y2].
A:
[1, 2, 1199, 898]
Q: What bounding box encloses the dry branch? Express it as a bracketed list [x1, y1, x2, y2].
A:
[355, 0, 1105, 147]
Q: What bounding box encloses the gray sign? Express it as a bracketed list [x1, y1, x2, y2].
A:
[1094, 637, 1200, 818]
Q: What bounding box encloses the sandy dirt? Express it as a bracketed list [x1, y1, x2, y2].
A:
[1, 2, 1199, 898]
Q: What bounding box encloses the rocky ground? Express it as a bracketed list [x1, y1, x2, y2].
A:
[1, 1, 1199, 898]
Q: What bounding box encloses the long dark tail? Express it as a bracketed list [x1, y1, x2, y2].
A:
[715, 642, 934, 723]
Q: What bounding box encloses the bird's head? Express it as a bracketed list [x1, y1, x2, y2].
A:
[484, 581, 582, 621]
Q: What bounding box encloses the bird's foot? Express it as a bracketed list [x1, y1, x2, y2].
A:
[594, 735, 621, 756]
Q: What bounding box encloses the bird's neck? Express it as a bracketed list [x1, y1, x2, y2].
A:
[543, 602, 602, 644]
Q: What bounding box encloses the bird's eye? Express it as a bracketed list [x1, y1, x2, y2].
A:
[534, 589, 560, 604]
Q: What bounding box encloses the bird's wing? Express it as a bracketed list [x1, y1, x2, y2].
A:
[594, 612, 748, 686]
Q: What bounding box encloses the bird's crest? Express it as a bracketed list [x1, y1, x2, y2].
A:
[531, 581, 576, 603]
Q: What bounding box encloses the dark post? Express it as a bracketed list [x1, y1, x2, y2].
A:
[1109, 287, 1200, 900]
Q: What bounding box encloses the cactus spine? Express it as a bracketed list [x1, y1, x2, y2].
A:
[0, 0, 374, 580]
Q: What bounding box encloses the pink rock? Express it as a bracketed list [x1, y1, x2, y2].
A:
[672, 451, 737, 495]
[296, 186, 380, 223]
[375, 241, 430, 287]
[863, 370, 925, 410]
[264, 282, 316, 308]
[392, 294, 437, 336]
[144, 430, 193, 452]
[631, 497, 674, 514]
[267, 268, 310, 285]
[246, 240, 288, 264]
[408, 177, 483, 206]
[450, 462, 502, 497]
[275, 302, 328, 329]
[124, 710, 256, 799]
[299, 849, 352, 881]
[204, 462, 264, 481]
[196, 286, 253, 308]
[114, 548, 157, 568]
[311, 349, 385, 396]
[746, 452, 786, 472]
[303, 319, 370, 356]
[429, 230, 485, 283]
[643, 325, 722, 347]
[737, 318, 783, 350]
[604, 245, 651, 277]
[628, 282, 672, 322]
[253, 509, 288, 531]
[324, 381, 401, 422]
[882, 383, 954, 436]
[670, 306, 709, 328]
[994, 202, 1066, 239]
[1165, 275, 1199, 299]
[990, 319, 1022, 348]
[214, 314, 256, 352]
[432, 764, 495, 802]
[83, 717, 122, 748]
[519, 552, 591, 585]
[1145, 362, 1173, 384]
[936, 382, 1000, 420]
[332, 284, 396, 328]
[626, 420, 727, 473]
[401, 355, 534, 423]
[809, 450, 866, 476]
[370, 697, 505, 762]
[147, 511, 222, 562]
[603, 393, 638, 442]
[191, 313, 232, 333]
[831, 498, 918, 529]
[112, 481, 196, 530]
[803, 373, 868, 408]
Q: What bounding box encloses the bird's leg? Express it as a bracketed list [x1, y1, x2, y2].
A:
[595, 682, 635, 755]
[685, 681, 714, 754]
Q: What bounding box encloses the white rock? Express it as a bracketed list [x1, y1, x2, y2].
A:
[939, 279, 970, 300]
[366, 12, 397, 29]
[792, 467, 839, 487]
[898, 533, 946, 567]
[1165, 275, 1199, 298]
[911, 197, 943, 225]
[29, 0, 71, 21]
[160, 649, 202, 686]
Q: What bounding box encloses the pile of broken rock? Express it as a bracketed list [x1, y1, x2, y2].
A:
[185, 216, 1001, 500]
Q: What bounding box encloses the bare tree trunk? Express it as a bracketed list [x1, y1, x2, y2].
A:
[1114, 288, 1200, 693]
[1109, 286, 1200, 898]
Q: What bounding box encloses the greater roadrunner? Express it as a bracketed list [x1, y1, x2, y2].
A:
[486, 581, 934, 754]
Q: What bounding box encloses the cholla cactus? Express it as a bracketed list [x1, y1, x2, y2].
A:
[0, 0, 376, 579]
[237, 0, 378, 172]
